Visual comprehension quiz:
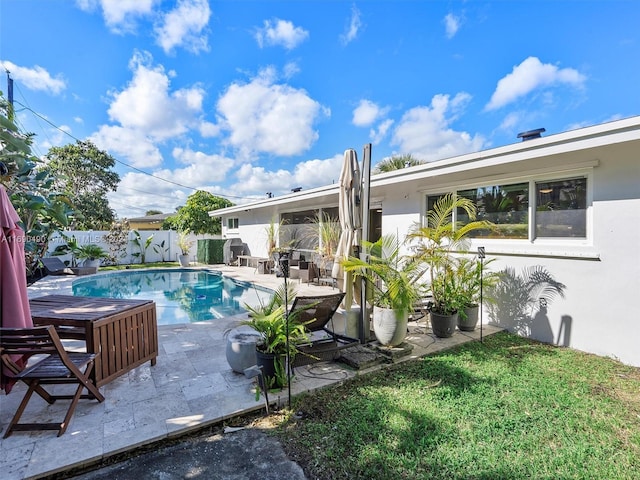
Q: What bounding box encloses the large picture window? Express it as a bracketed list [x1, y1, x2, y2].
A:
[458, 183, 529, 239]
[425, 175, 588, 241]
[535, 178, 587, 238]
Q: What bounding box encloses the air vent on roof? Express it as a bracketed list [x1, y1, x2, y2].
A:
[517, 128, 545, 141]
[291, 187, 302, 193]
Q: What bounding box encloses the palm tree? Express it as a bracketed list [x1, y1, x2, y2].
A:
[373, 154, 424, 174]
[407, 193, 494, 315]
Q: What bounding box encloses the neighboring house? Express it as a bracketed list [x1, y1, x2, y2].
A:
[128, 213, 174, 231]
[210, 116, 640, 367]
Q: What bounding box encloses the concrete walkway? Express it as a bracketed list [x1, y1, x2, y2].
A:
[1, 265, 501, 479]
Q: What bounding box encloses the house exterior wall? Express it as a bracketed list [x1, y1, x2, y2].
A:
[214, 117, 640, 366]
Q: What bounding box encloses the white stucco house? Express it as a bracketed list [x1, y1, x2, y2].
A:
[210, 116, 640, 367]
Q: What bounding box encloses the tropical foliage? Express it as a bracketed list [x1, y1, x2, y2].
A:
[341, 234, 426, 314]
[373, 153, 425, 174]
[242, 283, 311, 387]
[0, 93, 74, 278]
[164, 190, 233, 234]
[44, 140, 120, 230]
[408, 193, 494, 315]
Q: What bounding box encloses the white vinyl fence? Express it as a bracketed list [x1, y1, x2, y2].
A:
[46, 230, 218, 266]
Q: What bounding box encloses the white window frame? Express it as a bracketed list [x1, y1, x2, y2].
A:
[227, 217, 239, 230]
[421, 167, 596, 259]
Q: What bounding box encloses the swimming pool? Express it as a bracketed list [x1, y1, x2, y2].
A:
[72, 269, 273, 325]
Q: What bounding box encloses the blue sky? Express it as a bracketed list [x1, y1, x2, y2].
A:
[1, 1, 639, 219]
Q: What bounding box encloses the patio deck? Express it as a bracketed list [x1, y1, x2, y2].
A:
[1, 265, 502, 480]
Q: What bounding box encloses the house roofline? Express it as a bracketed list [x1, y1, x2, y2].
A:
[210, 115, 640, 217]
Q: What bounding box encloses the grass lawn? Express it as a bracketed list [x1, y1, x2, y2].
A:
[274, 332, 640, 480]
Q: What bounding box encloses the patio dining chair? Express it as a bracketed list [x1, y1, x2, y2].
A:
[0, 325, 105, 438]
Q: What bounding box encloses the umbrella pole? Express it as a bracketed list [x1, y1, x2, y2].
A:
[359, 143, 372, 344]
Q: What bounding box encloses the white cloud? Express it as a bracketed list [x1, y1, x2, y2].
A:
[486, 56, 587, 111]
[353, 99, 383, 127]
[155, 0, 211, 54]
[106, 51, 206, 141]
[231, 153, 343, 197]
[340, 5, 362, 45]
[77, 0, 157, 33]
[1, 61, 66, 95]
[392, 93, 485, 161]
[443, 13, 461, 39]
[255, 19, 309, 50]
[216, 70, 328, 158]
[172, 147, 234, 183]
[369, 119, 394, 145]
[110, 170, 190, 218]
[90, 125, 163, 168]
[282, 62, 301, 80]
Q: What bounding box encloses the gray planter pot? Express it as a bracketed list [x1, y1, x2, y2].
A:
[458, 305, 480, 332]
[82, 258, 101, 269]
[430, 311, 458, 338]
[373, 306, 408, 346]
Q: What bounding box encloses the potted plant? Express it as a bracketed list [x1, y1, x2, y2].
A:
[454, 257, 501, 331]
[341, 234, 426, 347]
[241, 283, 310, 389]
[408, 193, 494, 337]
[177, 232, 193, 267]
[75, 243, 109, 269]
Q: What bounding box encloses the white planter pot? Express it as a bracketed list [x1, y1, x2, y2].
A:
[82, 259, 101, 269]
[373, 306, 408, 347]
[178, 254, 190, 267]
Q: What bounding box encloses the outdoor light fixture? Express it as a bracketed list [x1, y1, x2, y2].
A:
[276, 250, 292, 407]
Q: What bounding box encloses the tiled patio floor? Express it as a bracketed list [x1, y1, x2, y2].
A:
[1, 265, 501, 480]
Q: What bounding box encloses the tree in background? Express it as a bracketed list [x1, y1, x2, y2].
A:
[373, 154, 425, 174]
[0, 93, 75, 279]
[145, 209, 163, 216]
[164, 190, 233, 234]
[44, 140, 120, 230]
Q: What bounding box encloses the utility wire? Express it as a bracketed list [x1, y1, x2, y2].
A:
[13, 99, 261, 202]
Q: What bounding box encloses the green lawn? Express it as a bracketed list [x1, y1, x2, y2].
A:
[274, 332, 640, 480]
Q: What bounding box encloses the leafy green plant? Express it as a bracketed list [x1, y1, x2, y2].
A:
[176, 231, 193, 255]
[241, 283, 311, 387]
[130, 230, 154, 264]
[341, 234, 426, 315]
[453, 257, 502, 318]
[408, 193, 494, 315]
[153, 239, 169, 262]
[75, 243, 108, 262]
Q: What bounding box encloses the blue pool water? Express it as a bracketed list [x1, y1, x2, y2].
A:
[72, 269, 273, 325]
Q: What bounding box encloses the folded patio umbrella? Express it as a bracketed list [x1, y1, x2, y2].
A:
[332, 149, 362, 309]
[1, 185, 34, 393]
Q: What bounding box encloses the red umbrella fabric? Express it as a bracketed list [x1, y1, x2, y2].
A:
[1, 184, 33, 393]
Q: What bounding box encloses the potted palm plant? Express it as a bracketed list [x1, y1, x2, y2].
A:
[341, 234, 426, 347]
[408, 193, 494, 337]
[454, 257, 501, 331]
[75, 243, 109, 270]
[241, 283, 310, 389]
[176, 232, 193, 267]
